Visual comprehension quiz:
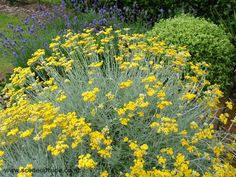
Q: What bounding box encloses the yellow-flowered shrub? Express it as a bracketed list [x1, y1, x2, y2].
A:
[0, 27, 235, 176]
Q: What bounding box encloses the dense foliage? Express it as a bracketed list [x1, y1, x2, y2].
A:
[0, 27, 235, 176]
[147, 15, 235, 89]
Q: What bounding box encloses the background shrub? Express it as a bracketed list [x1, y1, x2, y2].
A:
[147, 14, 235, 89]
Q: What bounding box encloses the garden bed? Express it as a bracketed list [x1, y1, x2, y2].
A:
[0, 1, 235, 176]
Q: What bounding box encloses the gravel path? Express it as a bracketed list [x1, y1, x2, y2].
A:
[0, 0, 38, 18]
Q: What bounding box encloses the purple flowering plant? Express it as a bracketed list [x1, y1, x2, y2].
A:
[0, 0, 151, 68]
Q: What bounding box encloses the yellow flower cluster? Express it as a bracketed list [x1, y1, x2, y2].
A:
[17, 164, 33, 177]
[124, 137, 149, 176]
[89, 128, 112, 158]
[81, 88, 100, 102]
[105, 91, 115, 100]
[150, 117, 178, 135]
[78, 154, 97, 169]
[0, 150, 4, 170]
[100, 170, 109, 177]
[119, 80, 133, 89]
[182, 92, 196, 101]
[10, 67, 35, 87]
[117, 94, 149, 126]
[27, 49, 45, 66]
[56, 91, 67, 101]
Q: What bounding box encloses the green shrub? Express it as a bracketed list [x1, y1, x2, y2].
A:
[147, 14, 235, 89]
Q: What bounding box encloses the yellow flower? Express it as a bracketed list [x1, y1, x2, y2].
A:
[27, 49, 45, 66]
[161, 147, 174, 156]
[157, 101, 172, 110]
[125, 101, 136, 111]
[141, 75, 157, 83]
[157, 90, 166, 98]
[133, 54, 144, 61]
[88, 80, 93, 84]
[166, 148, 174, 155]
[102, 26, 113, 35]
[123, 137, 129, 142]
[190, 121, 198, 129]
[182, 92, 196, 101]
[117, 108, 126, 116]
[115, 56, 122, 62]
[91, 108, 96, 116]
[147, 88, 156, 96]
[179, 130, 188, 136]
[137, 111, 144, 117]
[7, 128, 19, 136]
[151, 117, 178, 135]
[81, 88, 100, 102]
[174, 153, 186, 166]
[89, 131, 112, 158]
[219, 113, 229, 125]
[78, 154, 97, 169]
[56, 91, 67, 101]
[50, 84, 59, 91]
[157, 156, 167, 165]
[140, 144, 148, 150]
[0, 160, 3, 170]
[213, 144, 224, 157]
[100, 170, 109, 177]
[52, 35, 61, 42]
[17, 164, 33, 177]
[47, 142, 69, 156]
[225, 101, 233, 110]
[88, 61, 104, 68]
[120, 118, 130, 126]
[20, 129, 34, 138]
[119, 80, 133, 89]
[106, 92, 115, 100]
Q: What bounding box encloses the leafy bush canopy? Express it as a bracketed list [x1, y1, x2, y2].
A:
[147, 14, 235, 90]
[0, 27, 235, 176]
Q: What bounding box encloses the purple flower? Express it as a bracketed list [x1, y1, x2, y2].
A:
[28, 27, 34, 35]
[13, 51, 18, 58]
[93, 28, 99, 33]
[7, 24, 14, 29]
[100, 18, 107, 25]
[24, 18, 29, 25]
[21, 49, 26, 54]
[64, 15, 69, 20]
[0, 32, 5, 38]
[11, 41, 16, 47]
[159, 8, 164, 14]
[3, 40, 8, 47]
[61, 0, 66, 7]
[21, 39, 27, 44]
[14, 26, 22, 33]
[43, 42, 49, 48]
[66, 22, 71, 28]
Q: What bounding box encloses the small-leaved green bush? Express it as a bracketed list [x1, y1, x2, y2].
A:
[147, 14, 235, 90]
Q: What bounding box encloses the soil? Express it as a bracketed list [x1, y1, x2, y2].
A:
[0, 0, 39, 18]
